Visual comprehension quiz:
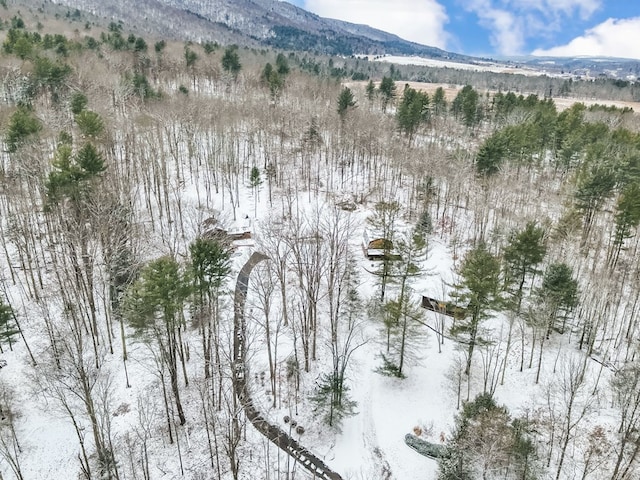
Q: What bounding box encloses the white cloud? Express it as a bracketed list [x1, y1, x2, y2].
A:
[532, 17, 640, 59]
[463, 0, 603, 56]
[465, 0, 526, 55]
[506, 0, 600, 20]
[302, 0, 450, 49]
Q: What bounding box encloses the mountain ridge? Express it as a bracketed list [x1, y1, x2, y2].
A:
[47, 0, 640, 78]
[49, 0, 475, 60]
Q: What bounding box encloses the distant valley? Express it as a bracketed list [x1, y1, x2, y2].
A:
[48, 0, 640, 80]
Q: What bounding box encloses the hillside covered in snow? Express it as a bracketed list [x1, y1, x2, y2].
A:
[0, 5, 639, 480]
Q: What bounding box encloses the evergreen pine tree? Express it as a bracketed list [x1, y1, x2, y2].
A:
[503, 222, 546, 310]
[221, 46, 241, 80]
[396, 85, 430, 144]
[337, 86, 356, 125]
[379, 76, 396, 113]
[451, 244, 502, 375]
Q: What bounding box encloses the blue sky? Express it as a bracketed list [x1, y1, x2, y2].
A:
[282, 0, 640, 59]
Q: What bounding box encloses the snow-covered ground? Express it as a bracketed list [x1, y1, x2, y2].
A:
[0, 57, 631, 480]
[0, 153, 622, 480]
[369, 55, 568, 78]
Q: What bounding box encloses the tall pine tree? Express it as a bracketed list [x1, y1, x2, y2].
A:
[451, 244, 502, 375]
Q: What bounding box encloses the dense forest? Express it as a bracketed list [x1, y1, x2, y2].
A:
[0, 3, 640, 480]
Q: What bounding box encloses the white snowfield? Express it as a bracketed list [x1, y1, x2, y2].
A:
[370, 54, 565, 77]
[0, 49, 633, 480]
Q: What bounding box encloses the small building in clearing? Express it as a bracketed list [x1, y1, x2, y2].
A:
[362, 230, 398, 260]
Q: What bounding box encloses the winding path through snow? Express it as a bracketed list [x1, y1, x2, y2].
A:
[232, 251, 344, 480]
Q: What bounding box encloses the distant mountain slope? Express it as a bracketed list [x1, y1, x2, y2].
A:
[47, 0, 640, 77]
[50, 0, 474, 59]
